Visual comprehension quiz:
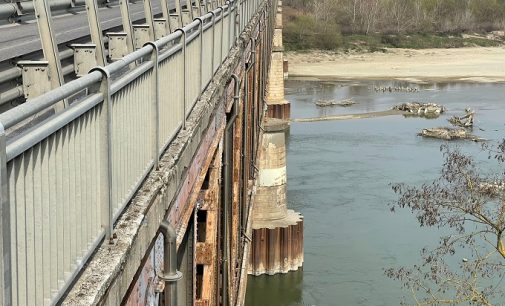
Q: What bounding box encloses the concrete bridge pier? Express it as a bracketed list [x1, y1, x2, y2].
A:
[248, 118, 303, 275]
[265, 1, 290, 120]
[248, 2, 304, 274]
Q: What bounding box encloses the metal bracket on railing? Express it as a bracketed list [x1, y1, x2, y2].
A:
[106, 32, 129, 61]
[174, 28, 187, 129]
[17, 61, 52, 100]
[144, 42, 160, 170]
[70, 44, 98, 77]
[132, 24, 151, 50]
[153, 18, 169, 40]
[89, 66, 114, 244]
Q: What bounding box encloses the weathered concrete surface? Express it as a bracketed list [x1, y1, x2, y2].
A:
[249, 1, 303, 276]
[252, 118, 288, 222]
[248, 118, 304, 275]
[61, 1, 269, 304]
[265, 9, 290, 120]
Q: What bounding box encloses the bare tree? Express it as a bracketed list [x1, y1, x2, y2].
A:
[388, 0, 414, 33]
[387, 141, 505, 305]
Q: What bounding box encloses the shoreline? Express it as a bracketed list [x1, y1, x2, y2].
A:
[286, 47, 505, 83]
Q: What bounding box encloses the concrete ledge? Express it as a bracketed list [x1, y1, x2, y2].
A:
[263, 117, 289, 132]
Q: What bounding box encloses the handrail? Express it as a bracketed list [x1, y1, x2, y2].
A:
[0, 0, 275, 305]
[0, 3, 234, 132]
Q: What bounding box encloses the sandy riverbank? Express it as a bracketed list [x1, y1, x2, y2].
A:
[286, 47, 505, 83]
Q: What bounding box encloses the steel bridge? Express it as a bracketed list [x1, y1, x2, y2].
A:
[0, 0, 291, 304]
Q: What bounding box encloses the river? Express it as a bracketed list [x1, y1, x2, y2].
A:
[245, 80, 505, 306]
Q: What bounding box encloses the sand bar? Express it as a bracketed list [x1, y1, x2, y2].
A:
[286, 47, 505, 83]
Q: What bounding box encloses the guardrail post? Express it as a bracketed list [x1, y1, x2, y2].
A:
[0, 123, 11, 306]
[159, 0, 172, 33]
[90, 67, 114, 242]
[174, 0, 183, 27]
[186, 0, 194, 21]
[142, 0, 156, 41]
[119, 0, 135, 54]
[84, 0, 107, 66]
[145, 42, 160, 169]
[175, 29, 187, 129]
[33, 0, 66, 110]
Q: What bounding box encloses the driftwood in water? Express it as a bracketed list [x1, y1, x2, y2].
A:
[374, 86, 419, 93]
[393, 102, 445, 117]
[316, 98, 356, 107]
[418, 127, 484, 142]
[292, 110, 405, 123]
[448, 109, 474, 128]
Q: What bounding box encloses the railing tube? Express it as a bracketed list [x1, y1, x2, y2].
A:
[175, 28, 187, 129]
[234, 3, 240, 46]
[89, 67, 114, 242]
[196, 17, 204, 93]
[145, 42, 160, 168]
[0, 123, 11, 306]
[210, 10, 216, 74]
[226, 1, 231, 49]
[159, 220, 182, 306]
[220, 4, 224, 61]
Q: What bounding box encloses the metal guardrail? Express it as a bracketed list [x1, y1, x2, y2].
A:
[0, 0, 263, 304]
[0, 0, 110, 21]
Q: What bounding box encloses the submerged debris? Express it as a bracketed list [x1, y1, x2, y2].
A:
[448, 108, 474, 128]
[393, 102, 446, 117]
[315, 98, 356, 107]
[374, 86, 419, 93]
[418, 127, 484, 142]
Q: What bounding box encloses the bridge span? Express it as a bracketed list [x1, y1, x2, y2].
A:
[0, 0, 303, 305]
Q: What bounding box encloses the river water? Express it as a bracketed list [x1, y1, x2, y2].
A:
[245, 80, 505, 306]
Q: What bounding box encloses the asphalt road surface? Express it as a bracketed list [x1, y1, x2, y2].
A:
[0, 0, 176, 62]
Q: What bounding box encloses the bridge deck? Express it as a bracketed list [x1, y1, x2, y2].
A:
[0, 0, 176, 62]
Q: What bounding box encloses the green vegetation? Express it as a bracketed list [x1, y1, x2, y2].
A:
[284, 15, 342, 50]
[284, 0, 505, 51]
[342, 33, 502, 52]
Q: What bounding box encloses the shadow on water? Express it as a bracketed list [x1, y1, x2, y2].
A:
[245, 270, 303, 306]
